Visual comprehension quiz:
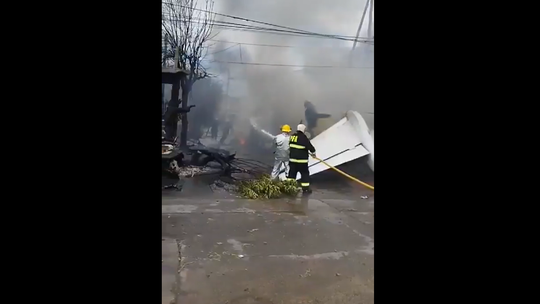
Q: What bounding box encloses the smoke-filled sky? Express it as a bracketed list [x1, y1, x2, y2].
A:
[165, 0, 374, 133]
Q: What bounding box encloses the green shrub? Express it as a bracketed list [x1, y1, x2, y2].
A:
[237, 174, 299, 199]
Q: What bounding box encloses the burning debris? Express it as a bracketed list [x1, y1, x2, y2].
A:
[162, 137, 272, 191]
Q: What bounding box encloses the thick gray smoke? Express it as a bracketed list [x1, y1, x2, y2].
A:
[163, 78, 223, 140]
[206, 0, 374, 135]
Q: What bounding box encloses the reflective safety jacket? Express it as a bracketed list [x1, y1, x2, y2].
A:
[288, 131, 316, 163]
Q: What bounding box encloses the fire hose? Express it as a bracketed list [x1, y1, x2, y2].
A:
[311, 154, 374, 191]
[249, 118, 373, 191]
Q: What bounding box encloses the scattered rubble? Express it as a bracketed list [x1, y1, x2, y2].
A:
[177, 165, 223, 177]
[162, 139, 272, 192]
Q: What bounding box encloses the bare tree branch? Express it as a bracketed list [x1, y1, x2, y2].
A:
[162, 0, 216, 145]
[162, 0, 215, 75]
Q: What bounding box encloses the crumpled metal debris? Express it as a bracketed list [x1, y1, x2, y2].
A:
[162, 139, 276, 196]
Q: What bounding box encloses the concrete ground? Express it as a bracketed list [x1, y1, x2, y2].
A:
[162, 170, 374, 304]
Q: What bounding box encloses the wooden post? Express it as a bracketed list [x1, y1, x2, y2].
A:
[180, 77, 191, 147]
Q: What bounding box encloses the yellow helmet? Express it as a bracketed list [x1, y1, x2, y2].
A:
[281, 124, 292, 132]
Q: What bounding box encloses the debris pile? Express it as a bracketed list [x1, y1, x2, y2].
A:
[162, 139, 272, 191]
[177, 166, 223, 177]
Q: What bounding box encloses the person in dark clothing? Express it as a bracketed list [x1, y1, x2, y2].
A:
[304, 101, 331, 137]
[288, 123, 316, 193]
[210, 117, 219, 140]
[163, 104, 196, 141]
[219, 122, 231, 144]
[219, 114, 235, 145]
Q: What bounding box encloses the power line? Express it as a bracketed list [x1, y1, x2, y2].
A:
[206, 43, 239, 56]
[161, 2, 368, 43]
[208, 39, 370, 49]
[211, 40, 294, 48]
[162, 18, 373, 44]
[164, 17, 370, 41]
[210, 61, 374, 69]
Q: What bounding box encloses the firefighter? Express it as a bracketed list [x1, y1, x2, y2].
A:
[270, 124, 292, 180]
[288, 124, 316, 193]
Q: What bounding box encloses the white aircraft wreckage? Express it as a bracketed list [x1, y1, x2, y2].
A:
[278, 110, 374, 180]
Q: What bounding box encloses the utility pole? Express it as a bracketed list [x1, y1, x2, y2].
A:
[350, 0, 374, 65]
[226, 67, 230, 97]
[367, 0, 374, 41]
[351, 0, 371, 52]
[162, 34, 168, 115]
[225, 67, 231, 113]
